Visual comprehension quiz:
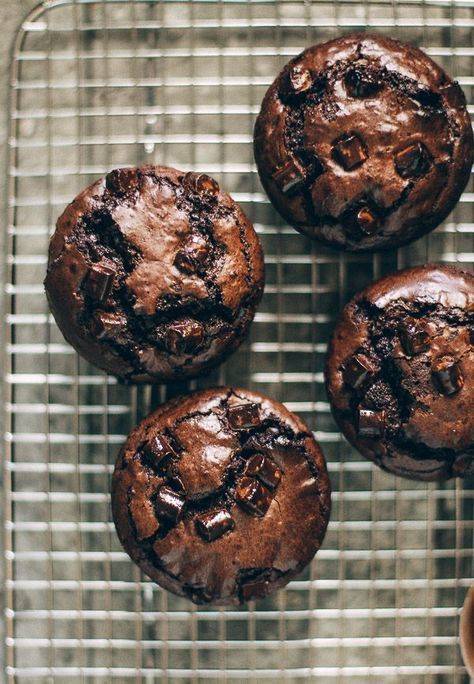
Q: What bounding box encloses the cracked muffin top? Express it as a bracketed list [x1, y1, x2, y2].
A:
[254, 33, 473, 251]
[44, 166, 265, 382]
[111, 387, 331, 605]
[325, 264, 473, 481]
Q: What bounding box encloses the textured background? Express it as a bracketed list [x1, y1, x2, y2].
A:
[2, 0, 474, 681]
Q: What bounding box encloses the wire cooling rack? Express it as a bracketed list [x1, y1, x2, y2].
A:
[3, 0, 474, 681]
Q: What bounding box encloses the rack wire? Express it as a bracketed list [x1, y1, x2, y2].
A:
[3, 0, 474, 681]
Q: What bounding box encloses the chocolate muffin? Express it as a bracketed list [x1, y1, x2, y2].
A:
[254, 33, 474, 251]
[111, 387, 331, 605]
[325, 265, 473, 481]
[44, 166, 264, 382]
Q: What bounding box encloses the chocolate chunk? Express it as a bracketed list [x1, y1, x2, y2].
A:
[165, 320, 204, 355]
[343, 354, 376, 389]
[174, 234, 209, 274]
[243, 453, 282, 491]
[469, 328, 474, 346]
[399, 318, 430, 355]
[294, 148, 325, 182]
[83, 263, 115, 302]
[154, 486, 186, 524]
[144, 434, 176, 468]
[332, 133, 368, 171]
[344, 67, 381, 98]
[195, 509, 235, 542]
[228, 402, 260, 430]
[105, 167, 138, 195]
[431, 357, 464, 396]
[272, 160, 305, 195]
[130, 496, 159, 541]
[241, 579, 270, 602]
[395, 142, 430, 179]
[281, 64, 313, 99]
[357, 409, 385, 438]
[167, 472, 186, 495]
[235, 477, 273, 517]
[183, 172, 220, 196]
[356, 207, 380, 235]
[91, 311, 127, 340]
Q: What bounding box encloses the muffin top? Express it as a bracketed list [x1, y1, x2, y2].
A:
[254, 33, 473, 251]
[112, 387, 331, 605]
[325, 264, 474, 480]
[44, 165, 264, 382]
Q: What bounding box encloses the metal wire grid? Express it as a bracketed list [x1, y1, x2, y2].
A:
[3, 0, 474, 680]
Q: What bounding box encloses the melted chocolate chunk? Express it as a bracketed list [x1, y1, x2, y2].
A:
[272, 160, 305, 195]
[228, 402, 260, 430]
[431, 357, 464, 396]
[154, 486, 186, 524]
[174, 234, 209, 274]
[343, 354, 376, 390]
[243, 453, 282, 491]
[195, 509, 235, 542]
[165, 320, 204, 354]
[235, 477, 273, 517]
[144, 434, 176, 468]
[91, 311, 127, 340]
[241, 579, 270, 602]
[356, 207, 380, 235]
[332, 133, 368, 171]
[105, 167, 138, 195]
[344, 66, 381, 98]
[395, 142, 430, 179]
[83, 263, 115, 302]
[357, 408, 385, 438]
[183, 172, 220, 196]
[294, 147, 325, 182]
[167, 472, 186, 495]
[399, 318, 431, 355]
[130, 497, 159, 541]
[281, 65, 313, 99]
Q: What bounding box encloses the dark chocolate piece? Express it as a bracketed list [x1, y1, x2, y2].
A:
[395, 142, 430, 178]
[105, 167, 138, 195]
[272, 160, 305, 195]
[195, 509, 235, 542]
[228, 402, 260, 430]
[235, 476, 273, 517]
[241, 579, 270, 602]
[91, 311, 127, 340]
[83, 263, 115, 302]
[165, 320, 204, 355]
[243, 453, 282, 491]
[183, 172, 220, 196]
[357, 408, 385, 438]
[344, 66, 381, 98]
[342, 354, 376, 389]
[154, 486, 186, 524]
[356, 207, 379, 235]
[431, 357, 464, 396]
[332, 133, 368, 171]
[295, 148, 325, 182]
[174, 234, 209, 274]
[281, 65, 313, 98]
[399, 318, 431, 355]
[145, 434, 176, 468]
